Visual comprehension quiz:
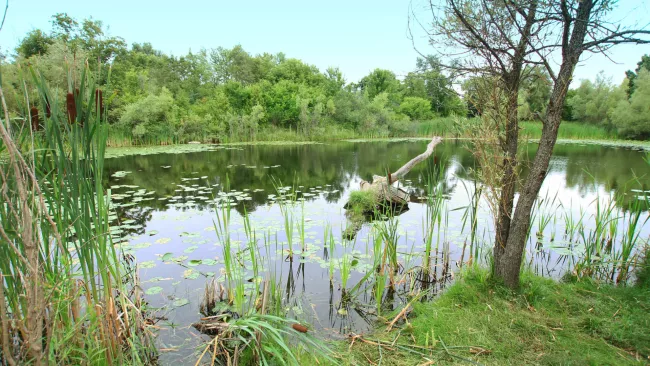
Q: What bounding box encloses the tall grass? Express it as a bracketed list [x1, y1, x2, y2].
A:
[520, 120, 616, 140]
[414, 118, 617, 140]
[0, 64, 155, 363]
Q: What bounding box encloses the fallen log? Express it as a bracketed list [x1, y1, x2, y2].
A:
[358, 136, 442, 205]
[343, 136, 443, 238]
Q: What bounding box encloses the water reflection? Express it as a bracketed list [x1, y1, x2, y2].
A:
[104, 141, 649, 215]
[103, 141, 649, 364]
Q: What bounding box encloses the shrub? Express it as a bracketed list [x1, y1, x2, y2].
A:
[399, 96, 433, 120]
[612, 69, 650, 139]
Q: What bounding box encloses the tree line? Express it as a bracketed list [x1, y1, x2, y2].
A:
[2, 13, 647, 144]
[2, 14, 465, 143]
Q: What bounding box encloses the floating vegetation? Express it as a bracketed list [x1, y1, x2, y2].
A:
[94, 139, 650, 364]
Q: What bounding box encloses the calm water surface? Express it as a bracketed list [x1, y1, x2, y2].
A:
[103, 140, 650, 364]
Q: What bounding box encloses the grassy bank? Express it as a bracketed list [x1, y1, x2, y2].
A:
[416, 118, 618, 140]
[106, 118, 624, 148]
[339, 267, 650, 365]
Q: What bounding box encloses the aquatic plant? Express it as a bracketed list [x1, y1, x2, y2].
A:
[195, 313, 334, 366]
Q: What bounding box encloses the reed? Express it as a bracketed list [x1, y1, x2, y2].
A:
[423, 166, 446, 272]
[0, 63, 155, 364]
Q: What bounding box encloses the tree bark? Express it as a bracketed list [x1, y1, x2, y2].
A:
[494, 0, 591, 288]
[493, 1, 537, 279]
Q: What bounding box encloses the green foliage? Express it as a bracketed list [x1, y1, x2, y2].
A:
[567, 72, 626, 126]
[118, 88, 177, 141]
[409, 56, 466, 117]
[625, 54, 650, 98]
[342, 267, 650, 365]
[612, 69, 650, 139]
[17, 29, 54, 58]
[399, 96, 433, 120]
[7, 13, 644, 145]
[358, 68, 401, 100]
[226, 104, 265, 141]
[518, 66, 552, 120]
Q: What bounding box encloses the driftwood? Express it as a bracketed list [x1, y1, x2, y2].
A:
[343, 136, 443, 238]
[358, 136, 443, 205]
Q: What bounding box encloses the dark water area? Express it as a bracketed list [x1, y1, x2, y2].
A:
[102, 140, 650, 364]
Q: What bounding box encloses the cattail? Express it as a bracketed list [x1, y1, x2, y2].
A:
[291, 323, 308, 333]
[95, 89, 104, 119]
[66, 92, 77, 124]
[30, 106, 39, 131]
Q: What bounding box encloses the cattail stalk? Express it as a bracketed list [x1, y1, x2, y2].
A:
[30, 107, 39, 131]
[95, 89, 103, 120]
[66, 93, 76, 124]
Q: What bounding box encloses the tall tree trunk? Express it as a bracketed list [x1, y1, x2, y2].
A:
[494, 0, 592, 288]
[492, 1, 537, 277]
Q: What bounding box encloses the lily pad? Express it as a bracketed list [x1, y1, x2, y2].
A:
[140, 260, 156, 269]
[172, 298, 189, 307]
[183, 269, 200, 280]
[145, 286, 163, 295]
[184, 246, 199, 254]
[188, 259, 202, 266]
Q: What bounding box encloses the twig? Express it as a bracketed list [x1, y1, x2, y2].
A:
[439, 337, 484, 366]
[386, 291, 428, 331]
[0, 0, 7, 33]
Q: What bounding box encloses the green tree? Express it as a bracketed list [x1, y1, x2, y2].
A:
[518, 66, 552, 120]
[413, 57, 464, 116]
[567, 73, 625, 126]
[358, 69, 401, 100]
[399, 97, 432, 120]
[50, 13, 126, 63]
[16, 30, 54, 58]
[625, 54, 650, 98]
[612, 69, 650, 139]
[118, 88, 177, 141]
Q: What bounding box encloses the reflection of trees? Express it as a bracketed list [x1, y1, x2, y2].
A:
[103, 141, 650, 228]
[520, 144, 650, 210]
[116, 205, 154, 236]
[103, 144, 357, 215]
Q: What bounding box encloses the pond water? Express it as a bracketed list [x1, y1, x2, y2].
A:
[103, 140, 650, 364]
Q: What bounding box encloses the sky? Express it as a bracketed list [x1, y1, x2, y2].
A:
[0, 0, 648, 85]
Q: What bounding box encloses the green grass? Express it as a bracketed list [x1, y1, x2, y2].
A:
[413, 117, 461, 137]
[339, 267, 650, 365]
[521, 120, 617, 140]
[415, 118, 618, 140]
[347, 190, 378, 215]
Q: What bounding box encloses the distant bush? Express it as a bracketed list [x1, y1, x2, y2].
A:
[612, 69, 650, 140]
[399, 97, 433, 120]
[118, 88, 177, 142]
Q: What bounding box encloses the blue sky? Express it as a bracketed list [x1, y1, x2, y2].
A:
[1, 0, 648, 85]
